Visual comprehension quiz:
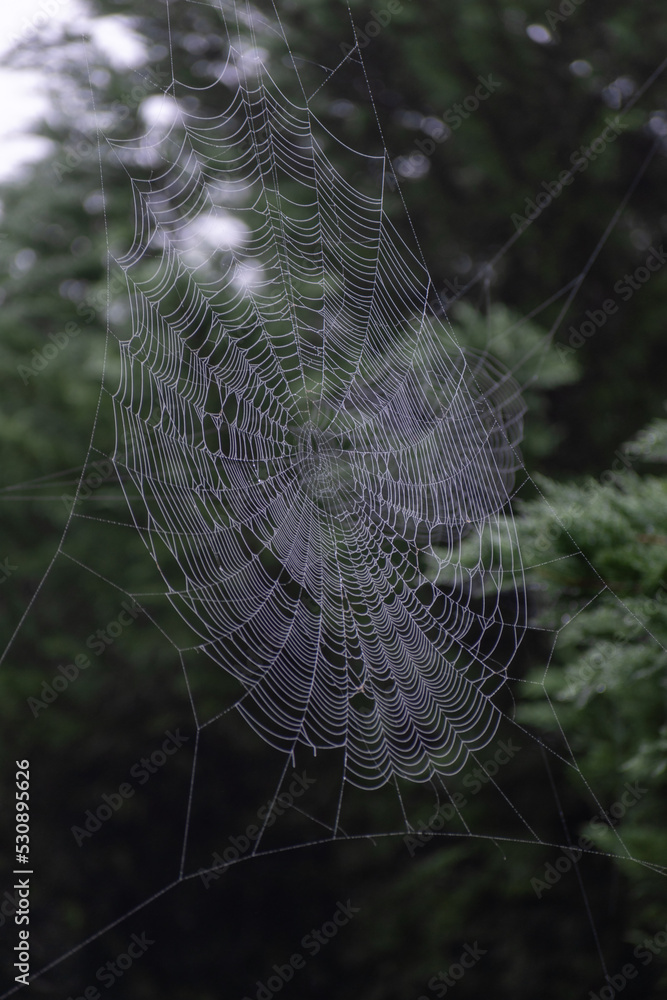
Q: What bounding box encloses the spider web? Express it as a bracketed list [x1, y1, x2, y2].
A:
[110, 9, 526, 790]
[2, 2, 667, 996]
